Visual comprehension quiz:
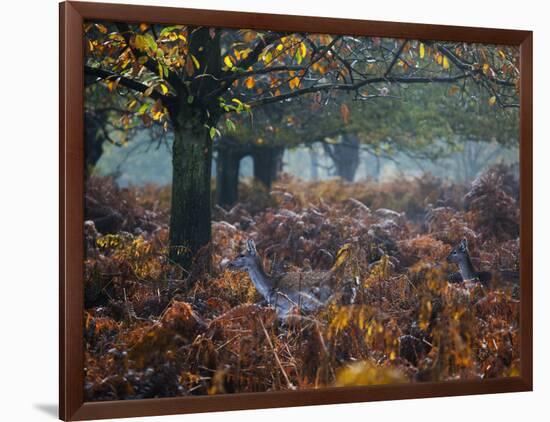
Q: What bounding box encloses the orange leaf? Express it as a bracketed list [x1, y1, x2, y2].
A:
[245, 76, 255, 89]
[288, 76, 301, 90]
[340, 103, 350, 125]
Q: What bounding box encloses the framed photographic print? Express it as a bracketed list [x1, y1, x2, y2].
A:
[60, 1, 533, 420]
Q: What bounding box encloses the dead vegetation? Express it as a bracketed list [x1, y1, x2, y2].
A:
[84, 165, 520, 401]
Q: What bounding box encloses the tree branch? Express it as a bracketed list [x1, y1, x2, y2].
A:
[84, 65, 170, 102]
[384, 40, 408, 77]
[222, 65, 307, 80]
[248, 74, 470, 108]
[225, 32, 284, 79]
[434, 43, 516, 87]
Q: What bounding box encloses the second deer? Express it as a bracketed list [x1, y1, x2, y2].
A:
[446, 238, 492, 287]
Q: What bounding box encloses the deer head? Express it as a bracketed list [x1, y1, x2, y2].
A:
[446, 238, 469, 264]
[227, 240, 262, 272]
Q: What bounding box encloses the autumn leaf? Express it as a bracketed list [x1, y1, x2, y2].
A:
[191, 54, 200, 70]
[143, 85, 154, 97]
[443, 56, 450, 69]
[245, 76, 255, 89]
[107, 77, 120, 92]
[223, 56, 234, 69]
[300, 42, 307, 59]
[419, 43, 425, 59]
[448, 85, 460, 96]
[134, 34, 147, 51]
[94, 23, 108, 34]
[137, 103, 149, 115]
[488, 96, 497, 106]
[288, 76, 301, 89]
[340, 103, 350, 125]
[332, 243, 351, 270]
[262, 51, 273, 64]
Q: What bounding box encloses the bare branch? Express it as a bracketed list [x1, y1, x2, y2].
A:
[384, 40, 408, 77]
[247, 74, 470, 108]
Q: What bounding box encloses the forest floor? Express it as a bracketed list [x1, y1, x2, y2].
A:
[83, 165, 520, 401]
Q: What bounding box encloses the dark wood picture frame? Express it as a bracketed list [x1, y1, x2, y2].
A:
[60, 1, 533, 420]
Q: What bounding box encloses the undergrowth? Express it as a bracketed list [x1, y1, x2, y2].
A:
[84, 166, 520, 401]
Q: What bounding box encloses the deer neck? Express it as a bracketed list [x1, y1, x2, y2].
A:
[458, 253, 477, 281]
[248, 260, 275, 299]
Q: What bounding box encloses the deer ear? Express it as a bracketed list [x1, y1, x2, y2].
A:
[461, 238, 468, 250]
[247, 240, 257, 256]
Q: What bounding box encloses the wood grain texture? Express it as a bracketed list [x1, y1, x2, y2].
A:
[59, 1, 533, 420]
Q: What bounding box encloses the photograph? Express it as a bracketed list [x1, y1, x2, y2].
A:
[82, 19, 521, 402]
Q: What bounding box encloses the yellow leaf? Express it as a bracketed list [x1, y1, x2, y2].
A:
[95, 23, 108, 34]
[263, 51, 272, 64]
[191, 54, 200, 70]
[498, 49, 506, 60]
[483, 63, 490, 74]
[276, 44, 283, 51]
[442, 56, 450, 69]
[245, 76, 255, 89]
[419, 43, 425, 59]
[334, 361, 406, 387]
[223, 55, 234, 68]
[160, 83, 169, 95]
[332, 243, 351, 270]
[300, 42, 307, 59]
[488, 96, 497, 106]
[139, 23, 149, 33]
[106, 77, 120, 92]
[134, 34, 148, 50]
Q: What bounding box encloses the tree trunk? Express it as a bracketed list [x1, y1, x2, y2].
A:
[168, 26, 221, 272]
[252, 147, 284, 189]
[216, 147, 241, 207]
[310, 147, 319, 181]
[169, 114, 213, 271]
[324, 134, 360, 182]
[84, 110, 106, 176]
[334, 134, 360, 182]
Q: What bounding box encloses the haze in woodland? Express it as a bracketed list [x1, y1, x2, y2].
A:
[83, 21, 520, 401]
